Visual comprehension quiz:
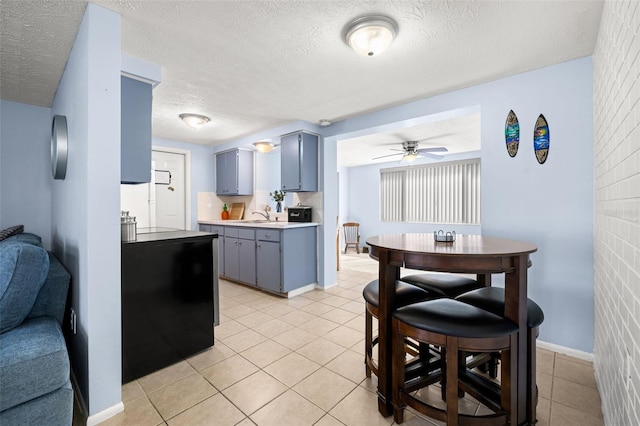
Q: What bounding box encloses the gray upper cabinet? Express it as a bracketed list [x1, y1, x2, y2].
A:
[121, 76, 152, 184]
[281, 131, 318, 192]
[216, 149, 254, 195]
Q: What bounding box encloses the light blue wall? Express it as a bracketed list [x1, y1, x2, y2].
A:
[0, 101, 52, 247]
[254, 149, 281, 193]
[50, 4, 122, 415]
[321, 57, 594, 352]
[480, 59, 594, 353]
[338, 166, 349, 225]
[153, 137, 216, 230]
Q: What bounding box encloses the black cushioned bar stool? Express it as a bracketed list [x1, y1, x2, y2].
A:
[455, 287, 544, 424]
[392, 298, 518, 426]
[401, 273, 483, 298]
[363, 279, 433, 378]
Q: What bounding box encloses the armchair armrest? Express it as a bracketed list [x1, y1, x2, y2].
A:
[27, 252, 70, 325]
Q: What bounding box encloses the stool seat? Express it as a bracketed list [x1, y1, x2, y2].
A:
[394, 298, 518, 338]
[455, 287, 544, 328]
[363, 279, 433, 308]
[456, 286, 544, 425]
[400, 273, 481, 298]
[392, 299, 519, 425]
[362, 279, 434, 379]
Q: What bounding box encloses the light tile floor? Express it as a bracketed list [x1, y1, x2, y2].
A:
[102, 253, 604, 426]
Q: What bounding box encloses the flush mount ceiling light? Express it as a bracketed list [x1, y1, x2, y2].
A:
[318, 119, 332, 127]
[343, 15, 398, 57]
[253, 141, 275, 153]
[179, 113, 210, 129]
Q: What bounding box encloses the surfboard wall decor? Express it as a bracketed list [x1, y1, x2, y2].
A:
[505, 110, 519, 157]
[534, 114, 550, 164]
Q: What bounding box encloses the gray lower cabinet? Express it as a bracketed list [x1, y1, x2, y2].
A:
[201, 223, 317, 294]
[256, 240, 281, 293]
[280, 227, 317, 292]
[224, 228, 256, 285]
[199, 224, 225, 275]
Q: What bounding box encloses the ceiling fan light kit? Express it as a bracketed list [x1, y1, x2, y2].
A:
[344, 15, 398, 57]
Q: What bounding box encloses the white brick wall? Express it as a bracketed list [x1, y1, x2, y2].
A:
[593, 1, 640, 425]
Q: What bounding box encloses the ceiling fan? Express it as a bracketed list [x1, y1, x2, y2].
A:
[372, 141, 448, 162]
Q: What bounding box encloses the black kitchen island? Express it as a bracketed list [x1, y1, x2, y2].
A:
[121, 230, 218, 383]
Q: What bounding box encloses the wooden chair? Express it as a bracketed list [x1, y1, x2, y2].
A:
[343, 222, 360, 253]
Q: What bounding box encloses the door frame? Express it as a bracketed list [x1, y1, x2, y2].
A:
[152, 145, 191, 230]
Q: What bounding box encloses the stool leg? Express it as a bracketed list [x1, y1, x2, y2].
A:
[365, 306, 373, 378]
[457, 352, 466, 398]
[501, 334, 518, 426]
[445, 336, 459, 426]
[392, 321, 406, 424]
[440, 347, 447, 401]
[528, 327, 540, 424]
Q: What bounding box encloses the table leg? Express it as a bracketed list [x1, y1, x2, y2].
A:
[504, 255, 530, 425]
[477, 273, 492, 287]
[377, 249, 398, 417]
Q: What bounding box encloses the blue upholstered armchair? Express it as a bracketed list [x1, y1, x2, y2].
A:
[0, 232, 73, 425]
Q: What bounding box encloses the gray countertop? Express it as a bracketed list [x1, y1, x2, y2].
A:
[199, 220, 319, 229]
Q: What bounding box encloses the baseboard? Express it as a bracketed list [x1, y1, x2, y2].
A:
[287, 283, 316, 298]
[316, 281, 338, 290]
[70, 367, 87, 426]
[70, 364, 124, 425]
[537, 339, 594, 362]
[86, 402, 124, 426]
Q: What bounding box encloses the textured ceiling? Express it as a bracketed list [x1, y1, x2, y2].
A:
[1, 0, 603, 161]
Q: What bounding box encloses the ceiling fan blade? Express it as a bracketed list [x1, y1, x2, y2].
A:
[416, 147, 448, 153]
[372, 152, 404, 160]
[418, 152, 445, 160]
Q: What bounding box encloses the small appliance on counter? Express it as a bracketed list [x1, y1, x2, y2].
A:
[288, 204, 312, 222]
[121, 211, 137, 242]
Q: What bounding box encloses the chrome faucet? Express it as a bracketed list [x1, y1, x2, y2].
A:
[252, 206, 270, 221]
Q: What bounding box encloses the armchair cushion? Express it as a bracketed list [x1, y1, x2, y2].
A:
[0, 243, 49, 333]
[0, 317, 70, 412]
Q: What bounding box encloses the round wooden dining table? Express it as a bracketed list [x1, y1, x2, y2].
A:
[366, 233, 538, 425]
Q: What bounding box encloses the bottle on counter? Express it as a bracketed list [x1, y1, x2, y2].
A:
[221, 203, 230, 220]
[121, 211, 137, 242]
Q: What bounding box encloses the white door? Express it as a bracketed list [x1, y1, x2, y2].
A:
[153, 150, 186, 230]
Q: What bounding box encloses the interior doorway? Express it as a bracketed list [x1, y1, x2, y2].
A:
[120, 147, 191, 231]
[153, 150, 187, 230]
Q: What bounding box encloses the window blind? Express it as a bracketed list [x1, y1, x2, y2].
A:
[380, 159, 480, 224]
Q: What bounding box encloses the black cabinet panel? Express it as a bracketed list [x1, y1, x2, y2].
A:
[121, 234, 215, 383]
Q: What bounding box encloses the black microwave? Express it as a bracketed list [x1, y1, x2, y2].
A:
[288, 206, 312, 222]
